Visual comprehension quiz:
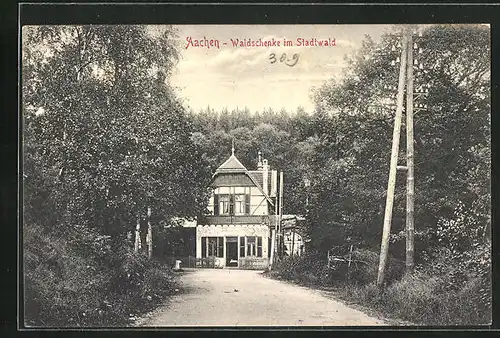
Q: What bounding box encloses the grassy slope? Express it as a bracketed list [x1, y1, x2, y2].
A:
[23, 223, 178, 327]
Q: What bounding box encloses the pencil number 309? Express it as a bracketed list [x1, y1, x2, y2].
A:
[269, 53, 299, 67]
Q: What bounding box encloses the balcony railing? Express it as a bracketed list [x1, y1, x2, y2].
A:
[199, 215, 275, 225]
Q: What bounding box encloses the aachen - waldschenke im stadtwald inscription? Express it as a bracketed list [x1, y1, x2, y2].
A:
[185, 36, 337, 49]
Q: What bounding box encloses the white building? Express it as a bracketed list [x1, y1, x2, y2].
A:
[196, 149, 279, 269]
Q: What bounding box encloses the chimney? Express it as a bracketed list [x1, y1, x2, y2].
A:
[262, 159, 269, 195]
[257, 150, 263, 170]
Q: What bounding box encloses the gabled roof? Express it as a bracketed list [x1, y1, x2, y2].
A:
[212, 153, 275, 208]
[215, 154, 247, 173]
[247, 170, 273, 190]
[244, 172, 275, 207]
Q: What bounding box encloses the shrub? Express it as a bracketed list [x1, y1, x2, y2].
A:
[23, 222, 177, 327]
[340, 282, 383, 305]
[320, 249, 404, 286]
[266, 253, 325, 285]
[267, 249, 404, 287]
[266, 247, 490, 325]
[379, 268, 490, 325]
[335, 264, 491, 325]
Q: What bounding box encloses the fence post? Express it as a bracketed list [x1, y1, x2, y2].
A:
[346, 245, 353, 281]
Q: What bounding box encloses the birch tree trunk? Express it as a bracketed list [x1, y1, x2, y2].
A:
[147, 207, 153, 259]
[134, 217, 141, 253]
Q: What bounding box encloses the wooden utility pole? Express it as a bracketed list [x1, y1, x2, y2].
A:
[147, 206, 153, 259]
[278, 171, 284, 257]
[270, 186, 279, 267]
[405, 32, 415, 271]
[269, 229, 276, 269]
[377, 30, 409, 287]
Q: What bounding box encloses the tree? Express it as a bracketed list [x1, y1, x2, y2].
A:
[309, 24, 490, 264]
[23, 24, 211, 240]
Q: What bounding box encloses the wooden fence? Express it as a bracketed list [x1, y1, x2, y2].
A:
[164, 256, 269, 269]
[239, 257, 269, 270]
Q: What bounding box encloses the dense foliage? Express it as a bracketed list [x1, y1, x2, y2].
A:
[24, 221, 176, 326]
[23, 25, 211, 237]
[22, 25, 210, 326]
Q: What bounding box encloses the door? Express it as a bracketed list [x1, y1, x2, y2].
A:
[226, 237, 238, 267]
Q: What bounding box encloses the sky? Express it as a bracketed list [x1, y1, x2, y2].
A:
[169, 25, 392, 114]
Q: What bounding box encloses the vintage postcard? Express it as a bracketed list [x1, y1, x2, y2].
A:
[21, 23, 491, 327]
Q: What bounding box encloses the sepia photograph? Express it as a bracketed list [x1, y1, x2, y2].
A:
[21, 23, 491, 327]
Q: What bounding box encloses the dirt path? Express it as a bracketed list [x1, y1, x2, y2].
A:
[138, 268, 386, 327]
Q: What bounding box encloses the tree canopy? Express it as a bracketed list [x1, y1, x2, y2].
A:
[23, 25, 212, 238]
[187, 25, 490, 271]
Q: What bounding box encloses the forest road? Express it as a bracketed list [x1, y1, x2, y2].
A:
[138, 268, 386, 326]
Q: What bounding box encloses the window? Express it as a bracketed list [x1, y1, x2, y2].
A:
[202, 237, 207, 258]
[240, 237, 245, 257]
[218, 237, 224, 256]
[213, 188, 251, 216]
[218, 195, 230, 215]
[229, 195, 234, 215]
[202, 237, 223, 258]
[208, 238, 217, 256]
[234, 194, 246, 215]
[246, 236, 256, 256]
[240, 236, 263, 257]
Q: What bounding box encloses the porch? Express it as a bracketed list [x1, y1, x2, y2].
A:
[194, 224, 271, 269]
